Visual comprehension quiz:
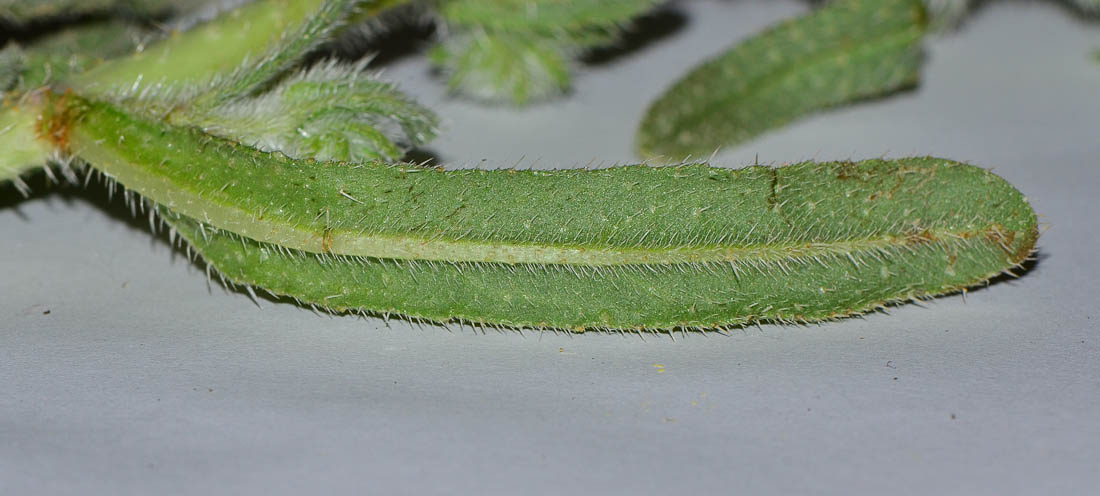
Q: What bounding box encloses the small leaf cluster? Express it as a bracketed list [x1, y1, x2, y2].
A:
[180, 60, 437, 162]
[427, 0, 660, 105]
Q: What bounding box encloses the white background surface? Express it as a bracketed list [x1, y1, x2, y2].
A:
[3, 1, 1099, 494]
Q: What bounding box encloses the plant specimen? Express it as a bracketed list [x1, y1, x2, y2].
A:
[0, 0, 1043, 332]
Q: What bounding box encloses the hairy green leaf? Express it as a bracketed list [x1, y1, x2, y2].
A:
[56, 93, 1036, 329]
[155, 154, 1036, 331]
[637, 0, 927, 158]
[438, 0, 658, 43]
[430, 0, 659, 104]
[429, 31, 571, 105]
[70, 0, 364, 97]
[46, 1, 430, 162]
[7, 19, 150, 90]
[201, 0, 363, 103]
[175, 60, 437, 162]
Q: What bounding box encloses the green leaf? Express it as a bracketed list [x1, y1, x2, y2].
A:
[69, 0, 362, 97]
[429, 31, 571, 105]
[637, 0, 928, 158]
[57, 95, 1035, 330]
[430, 0, 659, 104]
[6, 19, 151, 90]
[156, 156, 1036, 331]
[176, 60, 438, 162]
[202, 0, 363, 103]
[438, 0, 658, 43]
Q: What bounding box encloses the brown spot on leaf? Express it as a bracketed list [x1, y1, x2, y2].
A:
[834, 161, 861, 181]
[905, 228, 937, 245]
[321, 228, 334, 253]
[983, 225, 1015, 253]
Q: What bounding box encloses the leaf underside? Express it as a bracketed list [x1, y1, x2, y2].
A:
[157, 154, 1035, 332]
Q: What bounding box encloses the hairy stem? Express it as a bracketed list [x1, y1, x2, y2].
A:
[68, 0, 386, 96]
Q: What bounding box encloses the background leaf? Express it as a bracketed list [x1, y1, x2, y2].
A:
[637, 0, 927, 159]
[429, 0, 659, 105]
